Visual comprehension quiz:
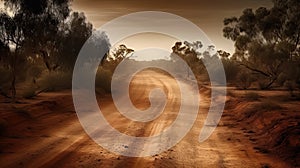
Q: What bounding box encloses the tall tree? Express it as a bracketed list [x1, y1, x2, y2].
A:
[223, 0, 300, 89]
[0, 11, 26, 100]
[171, 41, 204, 78]
[57, 12, 93, 70]
[102, 44, 134, 72]
[4, 0, 73, 72]
[0, 0, 94, 99]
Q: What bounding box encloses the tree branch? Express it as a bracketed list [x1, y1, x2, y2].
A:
[238, 62, 271, 77]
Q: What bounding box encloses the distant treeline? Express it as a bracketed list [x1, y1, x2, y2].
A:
[0, 0, 299, 101]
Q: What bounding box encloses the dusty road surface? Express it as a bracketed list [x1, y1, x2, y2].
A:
[0, 70, 292, 167]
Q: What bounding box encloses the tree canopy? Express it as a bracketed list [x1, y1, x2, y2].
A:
[0, 0, 100, 99]
[223, 0, 300, 89]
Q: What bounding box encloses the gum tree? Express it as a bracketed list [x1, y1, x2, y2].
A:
[223, 0, 300, 89]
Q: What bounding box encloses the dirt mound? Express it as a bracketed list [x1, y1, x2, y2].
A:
[224, 94, 300, 167]
[0, 92, 74, 138]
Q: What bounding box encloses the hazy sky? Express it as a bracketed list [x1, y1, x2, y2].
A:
[0, 0, 273, 54]
[71, 0, 273, 54]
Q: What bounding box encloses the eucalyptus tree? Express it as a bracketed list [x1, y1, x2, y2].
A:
[223, 0, 300, 89]
[0, 0, 95, 99]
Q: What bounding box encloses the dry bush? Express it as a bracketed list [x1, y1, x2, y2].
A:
[26, 65, 44, 81]
[95, 68, 112, 93]
[276, 73, 287, 87]
[256, 100, 282, 111]
[21, 85, 38, 99]
[242, 100, 282, 121]
[244, 92, 260, 101]
[258, 80, 271, 90]
[222, 59, 240, 82]
[37, 71, 72, 91]
[236, 71, 254, 89]
[284, 80, 297, 97]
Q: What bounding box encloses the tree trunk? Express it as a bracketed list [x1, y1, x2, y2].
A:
[262, 76, 278, 90]
[10, 52, 17, 102]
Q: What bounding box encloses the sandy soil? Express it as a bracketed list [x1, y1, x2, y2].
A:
[0, 70, 295, 168]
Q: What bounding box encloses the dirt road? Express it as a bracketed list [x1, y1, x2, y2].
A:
[0, 70, 291, 167]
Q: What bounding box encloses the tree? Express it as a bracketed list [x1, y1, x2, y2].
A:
[0, 39, 11, 98]
[57, 12, 93, 70]
[0, 0, 95, 100]
[217, 50, 241, 83]
[171, 41, 204, 78]
[5, 0, 73, 72]
[0, 39, 10, 66]
[0, 11, 26, 100]
[102, 44, 134, 72]
[223, 0, 300, 89]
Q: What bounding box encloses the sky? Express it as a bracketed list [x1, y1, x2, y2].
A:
[71, 0, 273, 54]
[0, 0, 273, 55]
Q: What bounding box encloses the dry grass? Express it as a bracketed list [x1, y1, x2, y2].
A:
[244, 92, 260, 101]
[95, 68, 112, 93]
[252, 100, 282, 112]
[21, 86, 37, 99]
[38, 71, 72, 91]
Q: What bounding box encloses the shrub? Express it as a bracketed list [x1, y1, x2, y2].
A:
[244, 92, 260, 101]
[258, 80, 270, 90]
[236, 70, 254, 89]
[222, 58, 240, 82]
[276, 73, 287, 87]
[284, 80, 297, 97]
[95, 68, 112, 93]
[26, 65, 44, 80]
[37, 71, 72, 91]
[21, 85, 38, 99]
[257, 100, 282, 111]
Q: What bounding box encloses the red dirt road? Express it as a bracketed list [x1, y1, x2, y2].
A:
[0, 70, 292, 167]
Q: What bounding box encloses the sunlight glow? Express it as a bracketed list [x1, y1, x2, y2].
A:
[114, 32, 179, 60]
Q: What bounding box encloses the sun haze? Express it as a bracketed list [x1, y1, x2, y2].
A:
[71, 0, 273, 54]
